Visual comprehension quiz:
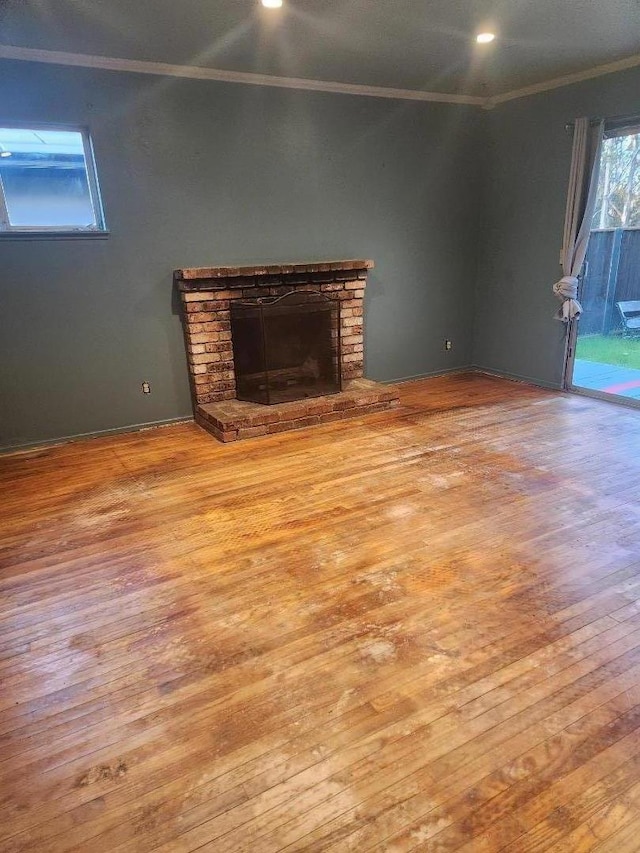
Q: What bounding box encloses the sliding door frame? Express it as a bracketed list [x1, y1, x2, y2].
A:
[564, 116, 640, 410]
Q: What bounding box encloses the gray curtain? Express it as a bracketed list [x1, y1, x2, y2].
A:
[553, 117, 604, 322]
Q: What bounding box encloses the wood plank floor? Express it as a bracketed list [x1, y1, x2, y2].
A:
[2, 372, 640, 852]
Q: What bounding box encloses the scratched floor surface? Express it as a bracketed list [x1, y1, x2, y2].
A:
[2, 373, 640, 852]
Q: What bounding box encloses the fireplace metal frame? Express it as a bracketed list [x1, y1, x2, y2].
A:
[230, 289, 342, 406]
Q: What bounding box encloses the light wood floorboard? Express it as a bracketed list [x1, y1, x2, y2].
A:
[2, 372, 640, 852]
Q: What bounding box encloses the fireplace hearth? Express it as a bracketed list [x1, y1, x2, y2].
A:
[175, 260, 399, 442]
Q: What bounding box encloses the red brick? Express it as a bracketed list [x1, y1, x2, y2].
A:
[184, 293, 232, 307]
[321, 410, 352, 424]
[343, 367, 363, 379]
[204, 320, 231, 332]
[306, 398, 336, 415]
[190, 353, 216, 367]
[234, 408, 282, 428]
[204, 341, 233, 354]
[193, 374, 235, 388]
[237, 425, 269, 439]
[198, 391, 235, 403]
[206, 360, 234, 372]
[187, 333, 212, 345]
[193, 375, 214, 387]
[269, 415, 321, 434]
[268, 420, 294, 434]
[333, 397, 357, 412]
[287, 275, 313, 286]
[200, 301, 232, 312]
[182, 291, 216, 302]
[300, 415, 322, 427]
[189, 332, 222, 345]
[185, 312, 217, 323]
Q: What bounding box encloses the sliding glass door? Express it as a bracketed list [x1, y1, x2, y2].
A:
[568, 124, 640, 405]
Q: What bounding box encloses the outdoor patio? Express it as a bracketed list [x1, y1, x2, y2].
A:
[573, 358, 640, 399]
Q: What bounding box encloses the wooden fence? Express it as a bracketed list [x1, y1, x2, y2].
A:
[580, 227, 640, 335]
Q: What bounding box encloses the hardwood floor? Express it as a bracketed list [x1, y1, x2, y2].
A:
[2, 372, 640, 852]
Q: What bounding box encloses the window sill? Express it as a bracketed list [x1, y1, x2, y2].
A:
[0, 230, 110, 241]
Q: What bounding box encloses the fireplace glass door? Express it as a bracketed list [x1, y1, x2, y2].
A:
[230, 291, 341, 405]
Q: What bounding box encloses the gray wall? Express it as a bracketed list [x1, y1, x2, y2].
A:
[0, 59, 481, 449]
[472, 66, 640, 387]
[5, 57, 636, 449]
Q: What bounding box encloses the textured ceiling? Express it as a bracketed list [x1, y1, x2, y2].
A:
[1, 0, 639, 96]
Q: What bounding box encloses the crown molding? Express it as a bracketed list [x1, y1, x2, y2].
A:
[485, 52, 640, 109]
[2, 43, 640, 111]
[0, 44, 485, 107]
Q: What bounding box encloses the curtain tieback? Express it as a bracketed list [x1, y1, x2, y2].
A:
[553, 276, 582, 322]
[552, 276, 579, 301]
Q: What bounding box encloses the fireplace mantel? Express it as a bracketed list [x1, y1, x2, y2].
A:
[175, 259, 374, 287]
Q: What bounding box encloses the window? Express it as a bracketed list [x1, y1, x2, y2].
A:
[0, 126, 106, 234]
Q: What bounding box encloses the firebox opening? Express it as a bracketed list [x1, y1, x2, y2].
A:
[230, 290, 341, 405]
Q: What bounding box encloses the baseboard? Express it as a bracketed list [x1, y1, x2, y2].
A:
[0, 415, 194, 456]
[381, 365, 473, 385]
[470, 365, 564, 391]
[1, 365, 559, 454]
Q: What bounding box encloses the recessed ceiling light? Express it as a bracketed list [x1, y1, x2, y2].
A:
[476, 32, 496, 44]
[261, 0, 283, 7]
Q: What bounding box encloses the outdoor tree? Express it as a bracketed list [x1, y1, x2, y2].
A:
[593, 131, 640, 229]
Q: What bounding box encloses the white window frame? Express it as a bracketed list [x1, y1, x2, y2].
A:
[0, 123, 107, 237]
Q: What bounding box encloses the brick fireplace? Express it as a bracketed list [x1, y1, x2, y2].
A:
[175, 260, 399, 441]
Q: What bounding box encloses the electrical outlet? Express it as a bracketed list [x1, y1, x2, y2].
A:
[444, 340, 452, 351]
[142, 381, 151, 394]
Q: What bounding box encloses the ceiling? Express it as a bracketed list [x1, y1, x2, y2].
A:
[0, 0, 639, 98]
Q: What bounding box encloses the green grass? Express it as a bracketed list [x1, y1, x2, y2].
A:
[576, 334, 640, 370]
